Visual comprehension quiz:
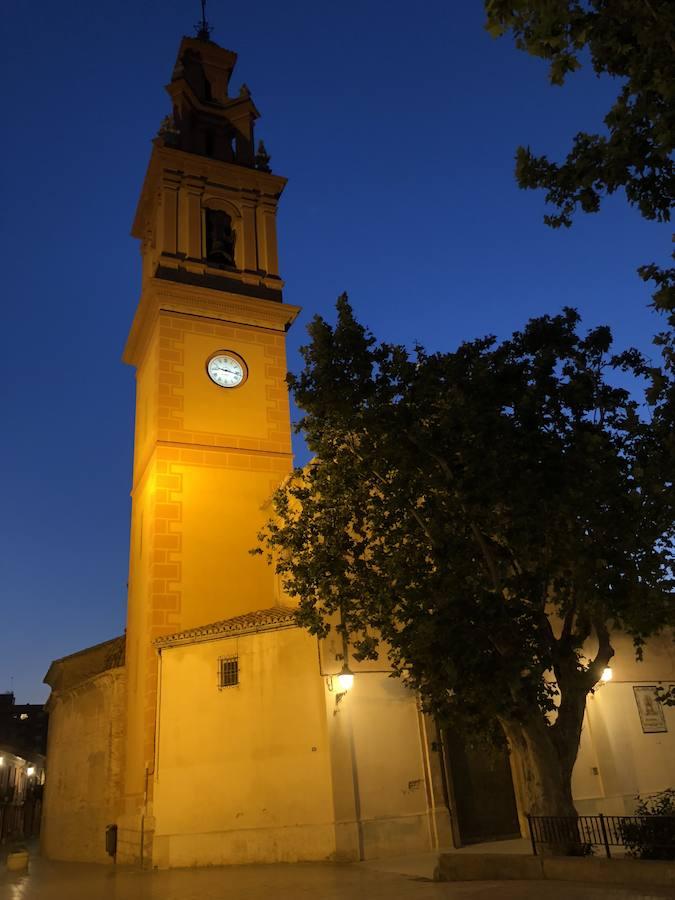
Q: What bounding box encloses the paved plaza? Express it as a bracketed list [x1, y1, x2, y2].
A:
[2, 853, 674, 900]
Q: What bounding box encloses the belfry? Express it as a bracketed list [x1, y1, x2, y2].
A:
[40, 32, 455, 867]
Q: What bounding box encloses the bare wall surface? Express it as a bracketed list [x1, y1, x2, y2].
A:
[41, 668, 125, 863]
[572, 632, 675, 815]
[153, 627, 336, 867]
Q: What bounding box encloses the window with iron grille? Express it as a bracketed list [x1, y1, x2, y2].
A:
[218, 656, 239, 688]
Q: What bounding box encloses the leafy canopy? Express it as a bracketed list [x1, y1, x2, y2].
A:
[484, 0, 675, 317]
[259, 296, 674, 735]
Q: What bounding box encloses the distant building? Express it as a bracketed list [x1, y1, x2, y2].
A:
[41, 30, 675, 869]
[0, 693, 48, 758]
[0, 694, 47, 843]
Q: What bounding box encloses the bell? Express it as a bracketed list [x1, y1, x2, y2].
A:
[208, 239, 233, 265]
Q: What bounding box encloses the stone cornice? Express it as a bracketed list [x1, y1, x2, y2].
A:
[45, 666, 125, 712]
[43, 634, 126, 689]
[154, 605, 298, 649]
[123, 278, 300, 366]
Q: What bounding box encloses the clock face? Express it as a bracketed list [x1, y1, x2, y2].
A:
[207, 352, 246, 388]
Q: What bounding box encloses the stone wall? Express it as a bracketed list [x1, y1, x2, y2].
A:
[41, 667, 125, 863]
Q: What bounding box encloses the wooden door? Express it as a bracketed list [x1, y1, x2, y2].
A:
[443, 728, 521, 845]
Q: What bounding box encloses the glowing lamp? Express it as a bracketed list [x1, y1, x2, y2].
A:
[0, 757, 4, 766]
[600, 666, 613, 683]
[26, 767, 35, 776]
[336, 666, 354, 693]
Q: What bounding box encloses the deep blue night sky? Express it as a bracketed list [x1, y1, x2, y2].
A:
[1, 1, 669, 702]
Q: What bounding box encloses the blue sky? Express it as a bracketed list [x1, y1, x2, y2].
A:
[1, 1, 670, 702]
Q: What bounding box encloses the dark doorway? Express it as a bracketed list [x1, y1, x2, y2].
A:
[443, 728, 521, 845]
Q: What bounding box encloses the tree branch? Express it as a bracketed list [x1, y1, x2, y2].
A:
[341, 436, 441, 550]
[642, 0, 675, 52]
[470, 523, 502, 593]
[560, 603, 577, 644]
[587, 619, 615, 687]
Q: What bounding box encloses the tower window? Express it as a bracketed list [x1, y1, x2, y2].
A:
[218, 656, 239, 689]
[205, 209, 236, 267]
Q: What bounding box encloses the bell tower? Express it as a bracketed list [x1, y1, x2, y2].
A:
[118, 34, 298, 863]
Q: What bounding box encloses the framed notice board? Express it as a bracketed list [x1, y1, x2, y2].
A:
[633, 686, 668, 734]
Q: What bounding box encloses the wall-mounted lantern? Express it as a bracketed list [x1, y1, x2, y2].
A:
[335, 663, 354, 693]
[327, 663, 355, 706]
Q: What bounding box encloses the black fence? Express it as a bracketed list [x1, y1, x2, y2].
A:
[0, 800, 42, 843]
[527, 813, 675, 859]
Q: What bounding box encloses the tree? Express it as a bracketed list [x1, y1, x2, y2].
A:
[257, 295, 674, 821]
[484, 0, 675, 320]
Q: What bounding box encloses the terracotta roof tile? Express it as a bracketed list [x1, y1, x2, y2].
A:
[154, 606, 298, 648]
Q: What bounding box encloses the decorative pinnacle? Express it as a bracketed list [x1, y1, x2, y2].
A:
[255, 140, 272, 173]
[195, 0, 213, 41]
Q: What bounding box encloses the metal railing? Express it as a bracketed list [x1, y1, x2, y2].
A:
[0, 799, 42, 843]
[527, 813, 675, 858]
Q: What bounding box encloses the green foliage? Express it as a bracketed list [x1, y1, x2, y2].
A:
[655, 685, 675, 706]
[484, 0, 675, 319]
[620, 789, 675, 859]
[258, 296, 674, 760]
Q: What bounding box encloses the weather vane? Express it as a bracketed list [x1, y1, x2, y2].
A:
[195, 0, 213, 41]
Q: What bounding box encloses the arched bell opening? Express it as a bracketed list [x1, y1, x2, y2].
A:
[202, 203, 240, 269]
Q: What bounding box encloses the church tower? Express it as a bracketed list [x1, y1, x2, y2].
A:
[119, 33, 298, 861]
[42, 30, 453, 871]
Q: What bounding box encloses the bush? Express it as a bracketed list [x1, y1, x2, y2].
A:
[620, 789, 675, 860]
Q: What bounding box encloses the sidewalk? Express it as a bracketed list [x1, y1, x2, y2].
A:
[2, 850, 674, 900]
[361, 839, 530, 880]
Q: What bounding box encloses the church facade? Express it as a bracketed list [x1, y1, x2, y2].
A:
[41, 35, 675, 869]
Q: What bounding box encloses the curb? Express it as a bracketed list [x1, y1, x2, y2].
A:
[434, 852, 675, 888]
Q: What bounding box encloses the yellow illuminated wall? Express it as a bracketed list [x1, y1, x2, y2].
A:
[153, 627, 336, 867]
[120, 294, 297, 861]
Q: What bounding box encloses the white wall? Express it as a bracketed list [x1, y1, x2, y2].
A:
[334, 672, 438, 858]
[573, 632, 675, 814]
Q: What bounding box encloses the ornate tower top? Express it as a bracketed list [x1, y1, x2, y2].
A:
[158, 35, 269, 171]
[126, 35, 295, 367]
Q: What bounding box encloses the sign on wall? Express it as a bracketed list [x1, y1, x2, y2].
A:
[633, 686, 668, 734]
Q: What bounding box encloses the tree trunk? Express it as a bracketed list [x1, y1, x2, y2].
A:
[502, 716, 578, 821]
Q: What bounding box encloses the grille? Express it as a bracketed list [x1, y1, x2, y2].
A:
[219, 657, 239, 688]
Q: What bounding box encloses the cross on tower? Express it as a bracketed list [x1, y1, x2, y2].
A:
[196, 0, 212, 41]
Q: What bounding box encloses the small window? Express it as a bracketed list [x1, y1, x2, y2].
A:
[218, 656, 239, 689]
